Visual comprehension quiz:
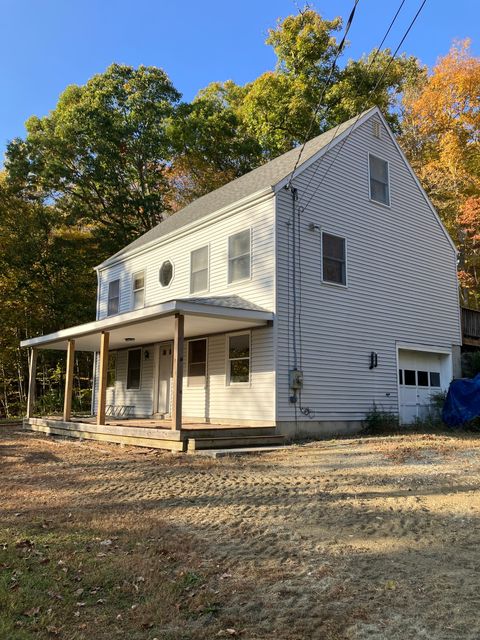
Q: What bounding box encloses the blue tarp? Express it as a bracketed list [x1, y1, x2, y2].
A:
[442, 373, 480, 426]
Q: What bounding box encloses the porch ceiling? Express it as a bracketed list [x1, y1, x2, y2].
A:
[20, 298, 273, 351]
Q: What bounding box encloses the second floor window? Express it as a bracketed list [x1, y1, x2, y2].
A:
[369, 154, 390, 205]
[228, 229, 251, 283]
[190, 246, 209, 293]
[322, 233, 346, 285]
[107, 279, 120, 316]
[132, 271, 145, 309]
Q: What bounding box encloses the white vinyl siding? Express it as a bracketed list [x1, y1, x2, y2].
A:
[275, 113, 460, 426]
[107, 280, 120, 316]
[190, 246, 209, 293]
[228, 229, 251, 283]
[132, 271, 145, 309]
[97, 196, 273, 319]
[95, 328, 275, 423]
[369, 153, 390, 206]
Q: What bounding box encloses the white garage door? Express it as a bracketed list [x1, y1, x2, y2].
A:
[398, 349, 446, 424]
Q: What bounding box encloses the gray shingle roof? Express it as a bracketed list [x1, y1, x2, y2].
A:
[175, 295, 269, 312]
[102, 109, 373, 265]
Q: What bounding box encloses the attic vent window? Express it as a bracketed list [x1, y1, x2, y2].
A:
[159, 260, 173, 287]
[373, 120, 381, 138]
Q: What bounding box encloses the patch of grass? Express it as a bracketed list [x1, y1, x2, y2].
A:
[0, 521, 225, 640]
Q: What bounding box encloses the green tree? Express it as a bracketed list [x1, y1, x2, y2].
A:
[0, 179, 97, 416]
[5, 64, 180, 252]
[400, 41, 480, 304]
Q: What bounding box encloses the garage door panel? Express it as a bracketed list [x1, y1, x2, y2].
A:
[398, 349, 448, 425]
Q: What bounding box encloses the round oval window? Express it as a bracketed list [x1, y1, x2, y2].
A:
[159, 260, 173, 287]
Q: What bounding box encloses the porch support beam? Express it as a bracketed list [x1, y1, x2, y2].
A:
[97, 331, 110, 426]
[63, 339, 75, 422]
[171, 313, 184, 431]
[26, 348, 38, 419]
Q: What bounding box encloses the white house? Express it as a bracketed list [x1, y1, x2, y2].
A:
[21, 107, 462, 451]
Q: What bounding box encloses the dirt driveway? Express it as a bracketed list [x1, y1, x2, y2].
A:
[2, 426, 480, 639]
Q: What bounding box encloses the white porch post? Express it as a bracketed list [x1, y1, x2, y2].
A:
[26, 348, 37, 419]
[171, 313, 184, 431]
[63, 339, 75, 422]
[97, 331, 109, 426]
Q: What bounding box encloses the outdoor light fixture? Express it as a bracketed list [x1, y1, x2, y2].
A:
[144, 350, 150, 360]
[124, 337, 135, 342]
[369, 351, 378, 369]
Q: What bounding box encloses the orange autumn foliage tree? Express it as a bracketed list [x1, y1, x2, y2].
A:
[401, 41, 480, 305]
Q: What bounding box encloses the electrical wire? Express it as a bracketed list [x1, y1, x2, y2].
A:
[286, 0, 360, 189]
[300, 0, 427, 212]
[297, 0, 407, 208]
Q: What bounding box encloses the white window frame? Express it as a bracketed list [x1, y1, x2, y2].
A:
[190, 245, 210, 294]
[107, 279, 120, 316]
[226, 331, 251, 386]
[132, 270, 145, 310]
[126, 347, 142, 390]
[227, 228, 252, 285]
[186, 338, 208, 388]
[368, 152, 391, 207]
[321, 231, 348, 288]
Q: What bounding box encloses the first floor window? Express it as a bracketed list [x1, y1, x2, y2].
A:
[228, 333, 250, 384]
[188, 339, 207, 386]
[107, 279, 120, 316]
[322, 233, 346, 285]
[127, 348, 142, 389]
[228, 229, 251, 283]
[132, 271, 145, 309]
[190, 246, 209, 293]
[107, 353, 117, 388]
[369, 154, 390, 205]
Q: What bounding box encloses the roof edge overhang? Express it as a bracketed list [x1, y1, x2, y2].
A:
[20, 300, 273, 350]
[96, 187, 274, 271]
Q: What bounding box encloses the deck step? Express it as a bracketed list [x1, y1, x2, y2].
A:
[187, 434, 285, 452]
[182, 426, 277, 439]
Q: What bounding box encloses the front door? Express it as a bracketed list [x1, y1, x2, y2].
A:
[158, 342, 173, 416]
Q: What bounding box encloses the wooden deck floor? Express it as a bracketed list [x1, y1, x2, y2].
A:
[24, 416, 283, 453]
[69, 416, 264, 431]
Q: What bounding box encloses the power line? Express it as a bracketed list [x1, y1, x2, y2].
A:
[300, 0, 428, 212]
[297, 0, 407, 207]
[286, 0, 360, 189]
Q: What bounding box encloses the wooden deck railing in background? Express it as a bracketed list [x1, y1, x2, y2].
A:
[461, 307, 480, 345]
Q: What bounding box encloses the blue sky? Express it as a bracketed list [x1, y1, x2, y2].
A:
[1, 0, 478, 160]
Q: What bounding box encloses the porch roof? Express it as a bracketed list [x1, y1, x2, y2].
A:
[20, 296, 273, 352]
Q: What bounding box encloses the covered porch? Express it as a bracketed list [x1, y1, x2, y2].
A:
[21, 297, 281, 452]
